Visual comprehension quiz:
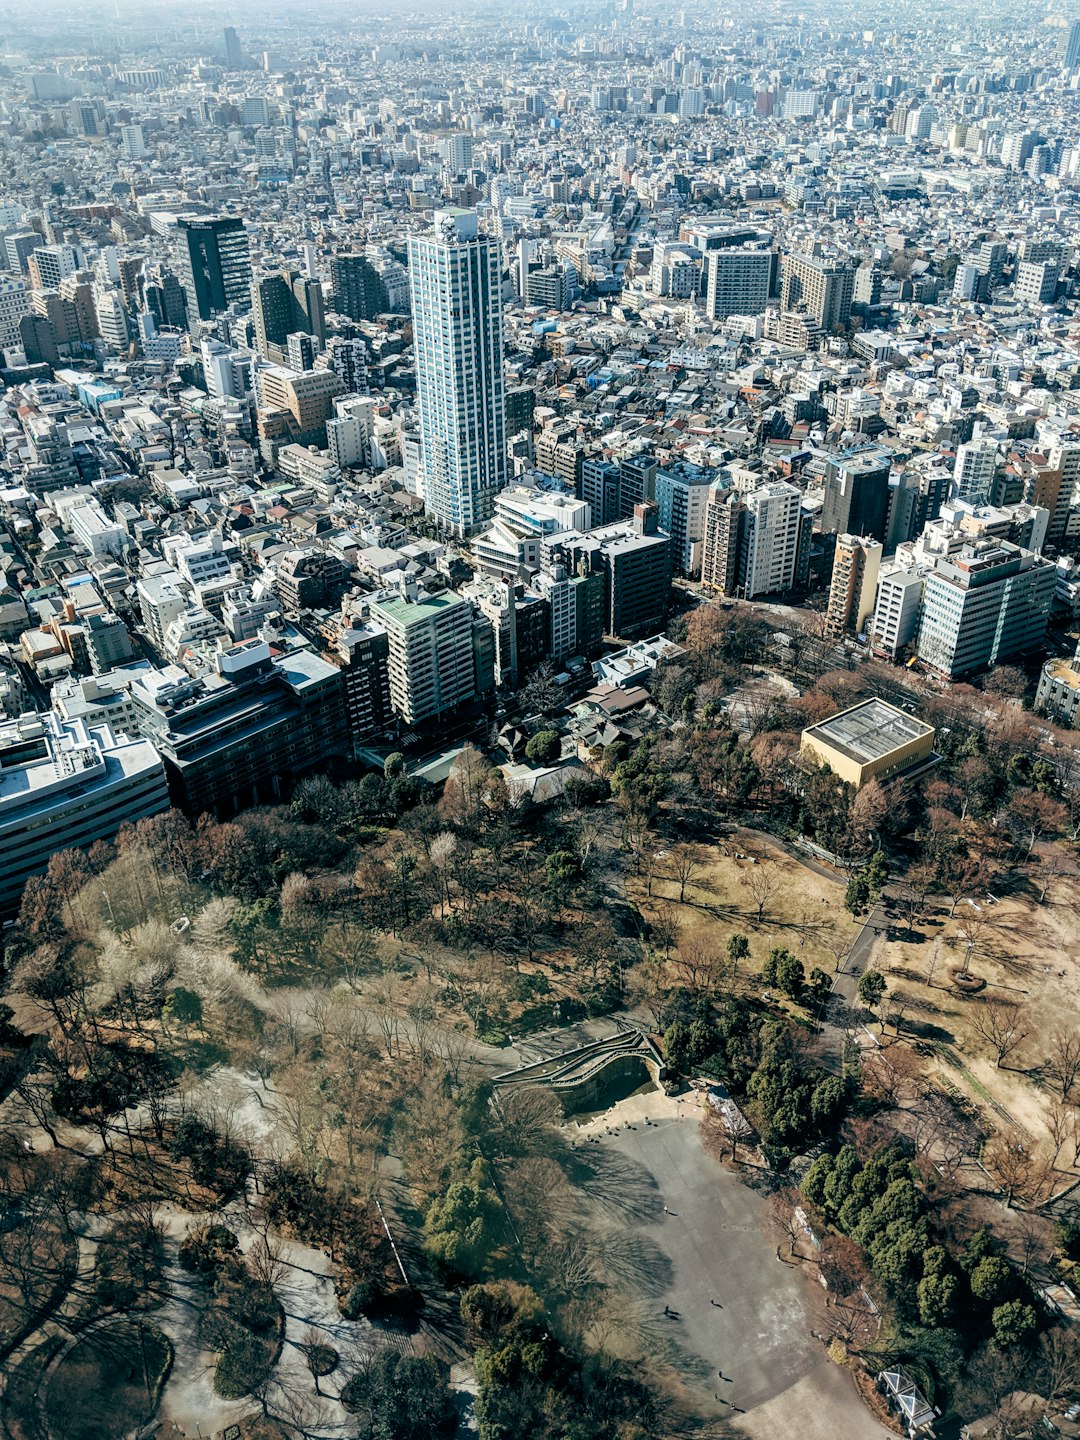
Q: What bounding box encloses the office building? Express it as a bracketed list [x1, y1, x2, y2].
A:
[826, 534, 882, 636]
[780, 252, 855, 331]
[408, 209, 507, 535]
[224, 25, 243, 66]
[0, 712, 169, 916]
[704, 248, 772, 321]
[131, 640, 349, 815]
[916, 541, 1056, 679]
[252, 270, 325, 363]
[821, 450, 892, 542]
[1036, 644, 1080, 727]
[176, 216, 251, 323]
[369, 584, 478, 726]
[800, 699, 936, 791]
[1066, 19, 1080, 68]
[86, 612, 137, 674]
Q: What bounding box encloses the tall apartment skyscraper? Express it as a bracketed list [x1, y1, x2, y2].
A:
[252, 270, 325, 363]
[329, 253, 388, 322]
[408, 209, 507, 536]
[701, 481, 801, 598]
[781, 252, 855, 331]
[820, 451, 892, 542]
[1066, 20, 1080, 67]
[176, 217, 251, 324]
[704, 248, 772, 320]
[224, 26, 243, 67]
[826, 534, 883, 636]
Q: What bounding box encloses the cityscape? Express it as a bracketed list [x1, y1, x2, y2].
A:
[2, 0, 1080, 1436]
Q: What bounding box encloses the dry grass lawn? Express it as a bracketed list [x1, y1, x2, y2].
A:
[872, 869, 1080, 1178]
[632, 833, 861, 980]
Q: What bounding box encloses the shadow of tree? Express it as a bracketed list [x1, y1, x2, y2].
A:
[589, 1229, 674, 1299]
[558, 1147, 664, 1225]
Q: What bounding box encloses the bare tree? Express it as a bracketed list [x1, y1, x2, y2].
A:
[969, 1001, 1030, 1070]
[1047, 1031, 1080, 1100]
[864, 1045, 922, 1107]
[647, 903, 680, 959]
[743, 861, 781, 924]
[667, 842, 703, 905]
[764, 1185, 806, 1261]
[983, 1131, 1051, 1208]
[1047, 1099, 1074, 1170]
[1035, 1326, 1080, 1412]
[670, 938, 723, 1003]
[625, 951, 672, 1031]
[954, 903, 995, 975]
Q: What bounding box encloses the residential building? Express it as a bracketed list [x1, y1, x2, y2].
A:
[869, 568, 924, 659]
[0, 278, 30, 349]
[329, 253, 387, 321]
[69, 500, 124, 557]
[704, 248, 772, 320]
[544, 503, 673, 638]
[952, 439, 998, 503]
[741, 481, 802, 598]
[780, 252, 855, 330]
[368, 583, 478, 726]
[701, 484, 742, 595]
[655, 464, 713, 574]
[257, 365, 345, 449]
[121, 124, 148, 160]
[580, 458, 622, 528]
[826, 534, 882, 636]
[820, 450, 892, 542]
[252, 270, 325, 363]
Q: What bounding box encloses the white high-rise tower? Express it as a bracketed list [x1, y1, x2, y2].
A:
[408, 209, 507, 536]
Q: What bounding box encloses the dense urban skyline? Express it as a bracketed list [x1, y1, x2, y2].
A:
[2, 2, 1080, 1439]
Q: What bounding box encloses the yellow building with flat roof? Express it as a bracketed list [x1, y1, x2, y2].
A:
[800, 698, 935, 790]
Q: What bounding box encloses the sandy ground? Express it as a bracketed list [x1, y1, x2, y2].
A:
[570, 1090, 893, 1438]
[155, 1201, 386, 1439]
